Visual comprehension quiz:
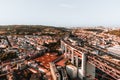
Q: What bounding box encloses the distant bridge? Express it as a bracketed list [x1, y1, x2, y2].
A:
[61, 38, 120, 80]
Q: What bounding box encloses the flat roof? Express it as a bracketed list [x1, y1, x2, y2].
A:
[34, 53, 58, 68]
[107, 45, 120, 56]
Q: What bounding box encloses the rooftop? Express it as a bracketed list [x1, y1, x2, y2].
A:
[107, 45, 120, 56]
[34, 53, 58, 69]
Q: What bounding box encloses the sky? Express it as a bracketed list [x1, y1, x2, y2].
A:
[0, 0, 120, 27]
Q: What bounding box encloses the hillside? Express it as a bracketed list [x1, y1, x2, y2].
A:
[0, 25, 70, 37]
[107, 30, 120, 37]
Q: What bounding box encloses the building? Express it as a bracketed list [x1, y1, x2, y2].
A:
[49, 62, 61, 80]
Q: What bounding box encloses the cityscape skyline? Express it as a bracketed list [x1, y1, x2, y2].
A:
[0, 0, 120, 27]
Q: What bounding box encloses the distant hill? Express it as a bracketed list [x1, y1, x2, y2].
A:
[106, 29, 120, 37]
[84, 29, 104, 33]
[0, 25, 70, 36]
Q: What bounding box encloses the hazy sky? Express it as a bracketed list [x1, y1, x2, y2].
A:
[0, 0, 120, 27]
